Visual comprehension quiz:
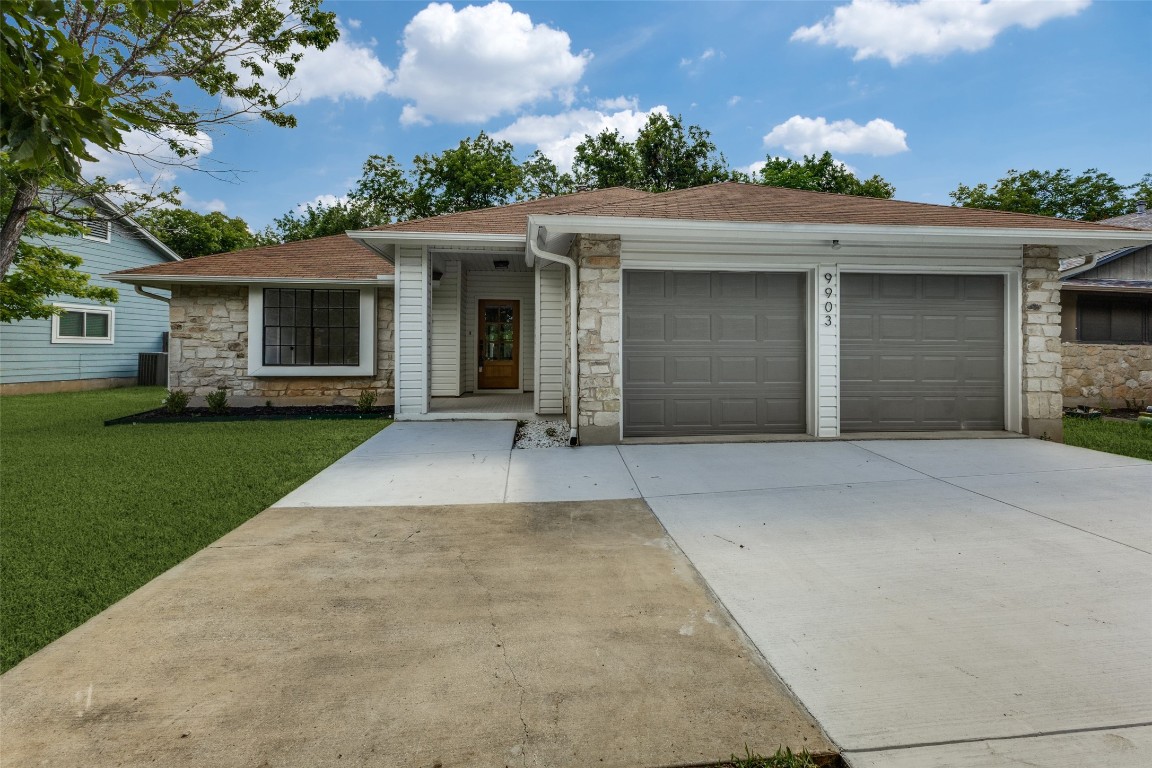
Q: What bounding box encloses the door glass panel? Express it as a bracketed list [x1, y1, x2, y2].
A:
[483, 305, 515, 360]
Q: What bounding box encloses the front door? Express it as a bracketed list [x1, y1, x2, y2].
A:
[477, 299, 520, 389]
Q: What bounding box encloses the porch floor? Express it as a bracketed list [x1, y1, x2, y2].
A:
[417, 392, 540, 421]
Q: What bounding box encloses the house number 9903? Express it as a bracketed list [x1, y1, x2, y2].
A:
[823, 272, 834, 327]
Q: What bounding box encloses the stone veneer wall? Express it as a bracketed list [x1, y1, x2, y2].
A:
[169, 285, 395, 405]
[1062, 343, 1152, 408]
[571, 235, 622, 444]
[1021, 245, 1064, 440]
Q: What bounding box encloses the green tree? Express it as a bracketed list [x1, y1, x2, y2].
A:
[0, 156, 116, 322]
[409, 133, 524, 218]
[134, 208, 263, 259]
[572, 129, 641, 190]
[634, 113, 731, 191]
[351, 154, 414, 223]
[269, 199, 374, 243]
[949, 168, 1148, 221]
[0, 0, 339, 316]
[754, 152, 895, 198]
[520, 150, 575, 200]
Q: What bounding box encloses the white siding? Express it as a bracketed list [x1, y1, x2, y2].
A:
[535, 262, 565, 414]
[464, 271, 534, 392]
[430, 260, 462, 396]
[814, 264, 839, 437]
[395, 245, 429, 414]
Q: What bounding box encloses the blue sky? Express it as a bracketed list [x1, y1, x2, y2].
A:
[87, 0, 1152, 230]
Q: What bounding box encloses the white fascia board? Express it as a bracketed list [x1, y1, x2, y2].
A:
[347, 230, 525, 263]
[92, 193, 182, 262]
[104, 274, 395, 287]
[528, 214, 1152, 249]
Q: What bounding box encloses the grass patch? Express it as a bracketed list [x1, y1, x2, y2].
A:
[0, 386, 388, 672]
[1064, 416, 1152, 462]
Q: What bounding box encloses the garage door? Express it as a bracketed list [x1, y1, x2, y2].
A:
[840, 273, 1004, 432]
[622, 270, 806, 437]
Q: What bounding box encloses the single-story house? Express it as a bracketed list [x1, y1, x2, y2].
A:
[108, 183, 1151, 443]
[1060, 202, 1152, 408]
[0, 198, 179, 395]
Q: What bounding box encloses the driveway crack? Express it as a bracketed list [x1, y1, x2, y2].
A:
[455, 551, 532, 767]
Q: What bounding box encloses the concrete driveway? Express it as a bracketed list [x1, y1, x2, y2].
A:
[280, 423, 1152, 765]
[7, 422, 1150, 767]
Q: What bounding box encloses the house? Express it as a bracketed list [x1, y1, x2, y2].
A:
[0, 200, 180, 394]
[108, 183, 1151, 443]
[1060, 202, 1152, 408]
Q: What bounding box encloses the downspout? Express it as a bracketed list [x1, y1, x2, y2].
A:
[528, 227, 580, 446]
[134, 285, 169, 303]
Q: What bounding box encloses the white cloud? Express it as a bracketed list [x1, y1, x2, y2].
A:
[387, 1, 591, 125]
[763, 115, 908, 156]
[596, 95, 639, 111]
[792, 0, 1091, 65]
[296, 193, 350, 212]
[680, 47, 719, 69]
[727, 95, 742, 107]
[744, 160, 767, 177]
[345, 17, 362, 30]
[224, 21, 391, 108]
[287, 31, 392, 103]
[81, 128, 213, 190]
[495, 105, 669, 173]
[180, 195, 228, 214]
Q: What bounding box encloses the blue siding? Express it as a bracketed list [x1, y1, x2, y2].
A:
[0, 223, 172, 385]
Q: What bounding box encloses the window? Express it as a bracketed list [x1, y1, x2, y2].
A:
[1078, 296, 1152, 344]
[262, 288, 361, 366]
[82, 219, 111, 242]
[51, 304, 115, 344]
[247, 287, 375, 377]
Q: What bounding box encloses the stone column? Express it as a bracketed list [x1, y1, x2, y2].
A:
[572, 235, 622, 444]
[1022, 245, 1063, 441]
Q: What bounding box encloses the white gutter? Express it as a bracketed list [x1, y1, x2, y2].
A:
[347, 230, 525, 261]
[526, 224, 580, 447]
[106, 274, 395, 287]
[527, 214, 1152, 249]
[134, 285, 169, 303]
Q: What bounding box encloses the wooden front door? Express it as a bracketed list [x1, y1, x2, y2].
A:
[477, 299, 520, 389]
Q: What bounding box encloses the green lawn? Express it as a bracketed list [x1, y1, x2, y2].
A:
[1064, 416, 1152, 462]
[0, 386, 388, 672]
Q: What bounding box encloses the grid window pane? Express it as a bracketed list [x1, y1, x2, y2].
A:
[58, 311, 84, 337]
[85, 313, 109, 338]
[263, 288, 360, 366]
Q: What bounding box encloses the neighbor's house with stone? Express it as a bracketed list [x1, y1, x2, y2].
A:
[1060, 203, 1152, 408]
[108, 183, 1151, 443]
[0, 199, 179, 395]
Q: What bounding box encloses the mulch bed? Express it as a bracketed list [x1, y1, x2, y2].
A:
[105, 404, 394, 426]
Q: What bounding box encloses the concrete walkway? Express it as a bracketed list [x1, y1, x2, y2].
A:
[279, 423, 1152, 766]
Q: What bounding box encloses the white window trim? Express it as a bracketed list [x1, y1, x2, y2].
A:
[51, 302, 115, 344]
[82, 219, 112, 242]
[247, 285, 376, 377]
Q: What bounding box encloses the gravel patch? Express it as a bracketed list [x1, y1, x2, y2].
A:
[514, 419, 570, 448]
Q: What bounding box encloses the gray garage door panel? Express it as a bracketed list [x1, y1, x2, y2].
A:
[623, 270, 806, 437]
[840, 274, 1004, 432]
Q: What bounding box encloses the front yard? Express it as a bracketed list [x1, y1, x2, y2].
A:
[0, 386, 388, 672]
[1064, 415, 1152, 462]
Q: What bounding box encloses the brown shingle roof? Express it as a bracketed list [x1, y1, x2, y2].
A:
[365, 186, 654, 234]
[562, 182, 1143, 231]
[110, 233, 390, 281]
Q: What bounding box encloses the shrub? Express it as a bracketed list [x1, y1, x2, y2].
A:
[205, 387, 229, 415]
[356, 390, 378, 413]
[162, 389, 190, 415]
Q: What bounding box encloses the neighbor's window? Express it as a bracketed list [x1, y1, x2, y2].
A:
[1078, 296, 1151, 344]
[51, 304, 114, 344]
[262, 288, 360, 366]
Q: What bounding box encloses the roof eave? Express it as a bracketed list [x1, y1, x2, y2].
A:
[346, 230, 526, 262]
[528, 215, 1152, 249]
[106, 273, 395, 287]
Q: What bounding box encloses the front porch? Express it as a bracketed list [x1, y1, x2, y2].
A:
[396, 392, 540, 421]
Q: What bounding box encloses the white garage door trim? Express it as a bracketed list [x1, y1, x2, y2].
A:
[835, 266, 1021, 436]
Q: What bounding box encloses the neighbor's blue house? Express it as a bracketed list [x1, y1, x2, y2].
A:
[0, 199, 180, 394]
